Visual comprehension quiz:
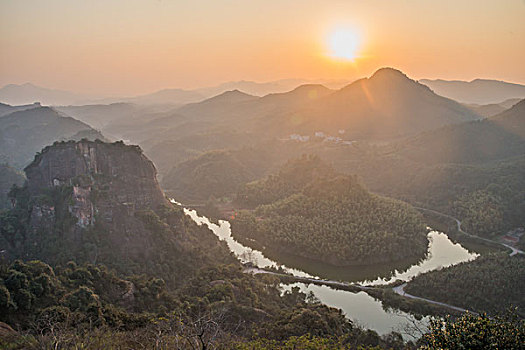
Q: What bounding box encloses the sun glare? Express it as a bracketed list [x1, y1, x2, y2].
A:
[327, 27, 361, 61]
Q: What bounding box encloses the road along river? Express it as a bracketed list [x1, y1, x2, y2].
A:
[180, 204, 479, 338]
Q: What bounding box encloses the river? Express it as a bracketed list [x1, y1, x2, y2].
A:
[182, 205, 478, 338]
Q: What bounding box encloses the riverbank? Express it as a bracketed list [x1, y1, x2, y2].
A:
[180, 202, 498, 334]
[415, 207, 524, 256]
[244, 266, 465, 318]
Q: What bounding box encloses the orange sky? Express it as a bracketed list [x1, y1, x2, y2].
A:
[1, 0, 524, 96]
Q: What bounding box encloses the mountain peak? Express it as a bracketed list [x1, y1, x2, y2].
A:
[261, 84, 333, 102]
[225, 89, 251, 95]
[205, 89, 257, 103]
[291, 84, 330, 92]
[370, 67, 410, 80]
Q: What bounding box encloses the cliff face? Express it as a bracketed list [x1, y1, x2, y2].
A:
[1, 140, 234, 286]
[24, 140, 168, 243]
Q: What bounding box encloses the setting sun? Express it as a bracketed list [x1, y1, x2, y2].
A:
[327, 27, 361, 61]
[0, 1, 524, 348]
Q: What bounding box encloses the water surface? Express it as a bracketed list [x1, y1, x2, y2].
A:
[182, 205, 477, 336]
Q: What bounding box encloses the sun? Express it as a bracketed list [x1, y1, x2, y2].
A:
[327, 27, 361, 61]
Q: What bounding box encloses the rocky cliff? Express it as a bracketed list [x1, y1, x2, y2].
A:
[1, 139, 234, 286]
[25, 140, 168, 232]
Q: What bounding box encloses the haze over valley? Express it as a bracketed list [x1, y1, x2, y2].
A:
[0, 1, 524, 349]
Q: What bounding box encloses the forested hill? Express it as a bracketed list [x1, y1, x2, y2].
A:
[162, 150, 259, 201]
[236, 154, 337, 207]
[391, 98, 525, 165]
[1, 140, 234, 286]
[406, 254, 525, 316]
[232, 155, 428, 266]
[320, 99, 525, 239]
[0, 106, 106, 168]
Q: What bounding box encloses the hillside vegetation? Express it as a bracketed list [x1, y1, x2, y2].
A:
[0, 164, 24, 209]
[406, 254, 525, 316]
[231, 155, 428, 266]
[0, 107, 105, 168]
[162, 150, 258, 201]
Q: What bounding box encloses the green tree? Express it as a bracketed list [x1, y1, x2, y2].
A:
[422, 312, 524, 349]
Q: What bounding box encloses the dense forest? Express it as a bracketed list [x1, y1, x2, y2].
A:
[0, 163, 24, 209]
[405, 254, 525, 317]
[0, 260, 418, 349]
[2, 259, 523, 349]
[326, 101, 525, 238]
[420, 312, 524, 350]
[235, 154, 337, 207]
[162, 150, 258, 202]
[0, 183, 235, 288]
[231, 155, 428, 266]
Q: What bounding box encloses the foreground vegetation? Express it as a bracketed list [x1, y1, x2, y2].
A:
[421, 312, 524, 350]
[0, 260, 416, 349]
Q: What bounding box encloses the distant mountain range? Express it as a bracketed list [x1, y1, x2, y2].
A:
[392, 99, 525, 165]
[5, 67, 521, 185]
[194, 78, 349, 98]
[4, 75, 524, 107]
[0, 101, 42, 117]
[0, 78, 351, 107]
[87, 78, 351, 106]
[420, 79, 525, 104]
[464, 98, 522, 118]
[0, 83, 91, 106]
[57, 67, 488, 176]
[0, 105, 105, 167]
[173, 68, 481, 141]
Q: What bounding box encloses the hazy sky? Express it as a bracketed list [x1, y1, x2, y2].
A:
[1, 0, 524, 96]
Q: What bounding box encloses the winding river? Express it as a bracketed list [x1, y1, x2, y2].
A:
[182, 205, 478, 338]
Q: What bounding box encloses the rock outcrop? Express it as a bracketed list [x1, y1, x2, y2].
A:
[26, 140, 166, 209]
[1, 139, 234, 286]
[24, 140, 169, 253]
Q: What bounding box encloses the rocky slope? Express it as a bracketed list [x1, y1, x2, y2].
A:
[25, 140, 168, 233]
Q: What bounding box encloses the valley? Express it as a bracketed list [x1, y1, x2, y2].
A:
[2, 2, 524, 347]
[0, 68, 523, 348]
